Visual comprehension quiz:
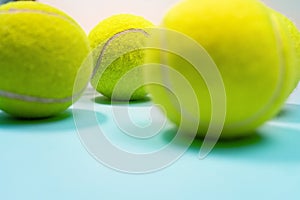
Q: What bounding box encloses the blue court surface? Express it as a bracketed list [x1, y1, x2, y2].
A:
[1, 86, 300, 200]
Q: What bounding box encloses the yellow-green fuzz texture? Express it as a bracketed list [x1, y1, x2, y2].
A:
[89, 14, 154, 101]
[144, 0, 300, 139]
[0, 1, 92, 118]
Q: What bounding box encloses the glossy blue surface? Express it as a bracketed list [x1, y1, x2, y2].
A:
[0, 87, 300, 200]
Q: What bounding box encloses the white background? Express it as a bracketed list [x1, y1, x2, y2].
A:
[39, 0, 300, 104]
[39, 0, 300, 33]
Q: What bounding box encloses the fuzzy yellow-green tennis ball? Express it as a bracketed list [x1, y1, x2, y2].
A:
[272, 10, 300, 82]
[0, 1, 92, 118]
[144, 0, 299, 139]
[88, 14, 154, 101]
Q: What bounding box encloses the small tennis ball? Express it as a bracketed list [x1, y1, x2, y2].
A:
[144, 0, 299, 139]
[88, 14, 154, 101]
[0, 2, 92, 118]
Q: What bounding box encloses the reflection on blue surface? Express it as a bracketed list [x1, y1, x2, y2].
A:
[0, 101, 300, 199]
[94, 95, 152, 106]
[164, 109, 300, 164]
[0, 111, 74, 131]
[274, 104, 300, 124]
[0, 109, 107, 132]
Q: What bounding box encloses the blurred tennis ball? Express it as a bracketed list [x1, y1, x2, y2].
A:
[0, 0, 35, 6]
[0, 1, 92, 118]
[144, 0, 299, 139]
[89, 14, 154, 101]
[272, 10, 300, 82]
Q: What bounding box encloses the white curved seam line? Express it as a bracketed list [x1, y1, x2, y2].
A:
[0, 89, 84, 103]
[92, 28, 150, 78]
[0, 9, 76, 26]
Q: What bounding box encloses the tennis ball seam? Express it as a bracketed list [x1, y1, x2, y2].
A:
[0, 8, 89, 104]
[0, 8, 80, 29]
[92, 28, 150, 78]
[0, 88, 85, 104]
[226, 9, 287, 130]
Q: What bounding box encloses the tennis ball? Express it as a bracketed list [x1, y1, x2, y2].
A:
[144, 0, 299, 139]
[0, 2, 92, 118]
[272, 10, 300, 82]
[0, 0, 35, 6]
[89, 14, 154, 101]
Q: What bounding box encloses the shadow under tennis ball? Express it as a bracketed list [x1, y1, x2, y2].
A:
[93, 95, 151, 106]
[0, 110, 74, 134]
[0, 110, 72, 125]
[163, 121, 300, 163]
[0, 109, 108, 133]
[274, 104, 300, 124]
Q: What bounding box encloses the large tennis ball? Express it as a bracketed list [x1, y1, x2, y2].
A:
[0, 2, 92, 118]
[144, 0, 299, 139]
[272, 10, 300, 82]
[89, 14, 154, 101]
